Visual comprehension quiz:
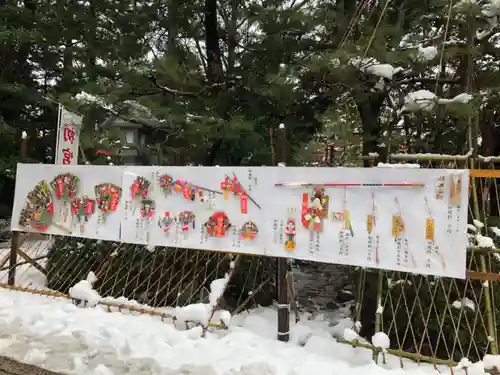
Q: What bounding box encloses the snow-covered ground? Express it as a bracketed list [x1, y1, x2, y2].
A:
[0, 287, 492, 375]
[0, 237, 497, 375]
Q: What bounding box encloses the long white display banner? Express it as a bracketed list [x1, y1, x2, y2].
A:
[11, 164, 469, 278]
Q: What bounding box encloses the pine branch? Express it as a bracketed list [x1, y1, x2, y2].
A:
[394, 76, 461, 85]
[148, 74, 198, 97]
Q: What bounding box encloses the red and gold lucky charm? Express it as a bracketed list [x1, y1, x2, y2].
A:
[205, 211, 231, 237]
[241, 221, 258, 240]
[51, 173, 79, 221]
[284, 219, 296, 251]
[19, 181, 54, 232]
[178, 210, 196, 232]
[95, 183, 122, 222]
[159, 175, 174, 197]
[130, 176, 151, 201]
[158, 211, 174, 233]
[71, 196, 96, 233]
[140, 199, 155, 218]
[301, 189, 328, 231]
[220, 175, 249, 213]
[174, 179, 198, 201]
[51, 173, 79, 201]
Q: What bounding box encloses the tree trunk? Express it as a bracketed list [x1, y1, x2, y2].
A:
[355, 91, 386, 167]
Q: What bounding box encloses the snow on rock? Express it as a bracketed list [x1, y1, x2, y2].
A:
[483, 354, 500, 369]
[417, 45, 438, 61]
[371, 332, 390, 350]
[476, 234, 495, 248]
[68, 272, 101, 307]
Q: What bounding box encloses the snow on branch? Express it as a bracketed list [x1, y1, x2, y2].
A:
[75, 91, 175, 130]
[399, 90, 473, 114]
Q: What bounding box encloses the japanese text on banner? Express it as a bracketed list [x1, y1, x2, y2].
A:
[55, 106, 81, 165]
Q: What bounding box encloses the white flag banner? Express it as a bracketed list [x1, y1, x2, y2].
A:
[55, 105, 82, 165]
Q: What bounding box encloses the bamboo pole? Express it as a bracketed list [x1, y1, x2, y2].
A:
[0, 282, 226, 329]
[9, 133, 28, 285]
[464, 15, 498, 353]
[275, 123, 290, 342]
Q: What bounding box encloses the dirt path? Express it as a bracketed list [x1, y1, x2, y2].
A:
[0, 356, 65, 375]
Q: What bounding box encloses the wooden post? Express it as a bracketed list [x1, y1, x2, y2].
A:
[8, 131, 28, 285]
[276, 123, 290, 342]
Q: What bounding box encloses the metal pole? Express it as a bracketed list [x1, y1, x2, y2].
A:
[276, 123, 290, 342]
[8, 131, 28, 286]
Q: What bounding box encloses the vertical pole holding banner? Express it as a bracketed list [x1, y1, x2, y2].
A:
[8, 131, 28, 286]
[276, 123, 290, 342]
[55, 104, 62, 164]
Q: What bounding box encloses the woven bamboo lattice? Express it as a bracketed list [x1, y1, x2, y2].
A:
[347, 156, 500, 367]
[41, 239, 276, 312]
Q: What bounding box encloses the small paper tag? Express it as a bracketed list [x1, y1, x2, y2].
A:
[449, 176, 461, 206]
[367, 215, 374, 233]
[344, 210, 350, 229]
[436, 176, 445, 200]
[392, 216, 402, 237]
[240, 193, 248, 214]
[425, 218, 435, 241]
[332, 212, 344, 221]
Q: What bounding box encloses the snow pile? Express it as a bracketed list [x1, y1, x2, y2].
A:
[476, 234, 495, 248]
[451, 297, 476, 311]
[473, 219, 485, 229]
[372, 332, 390, 351]
[209, 275, 229, 307]
[0, 289, 497, 375]
[343, 328, 360, 342]
[175, 303, 211, 326]
[68, 272, 101, 307]
[483, 354, 500, 370]
[173, 274, 232, 327]
[468, 224, 478, 232]
[490, 227, 500, 237]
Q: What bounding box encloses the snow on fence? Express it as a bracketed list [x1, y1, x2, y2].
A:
[3, 155, 500, 369]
